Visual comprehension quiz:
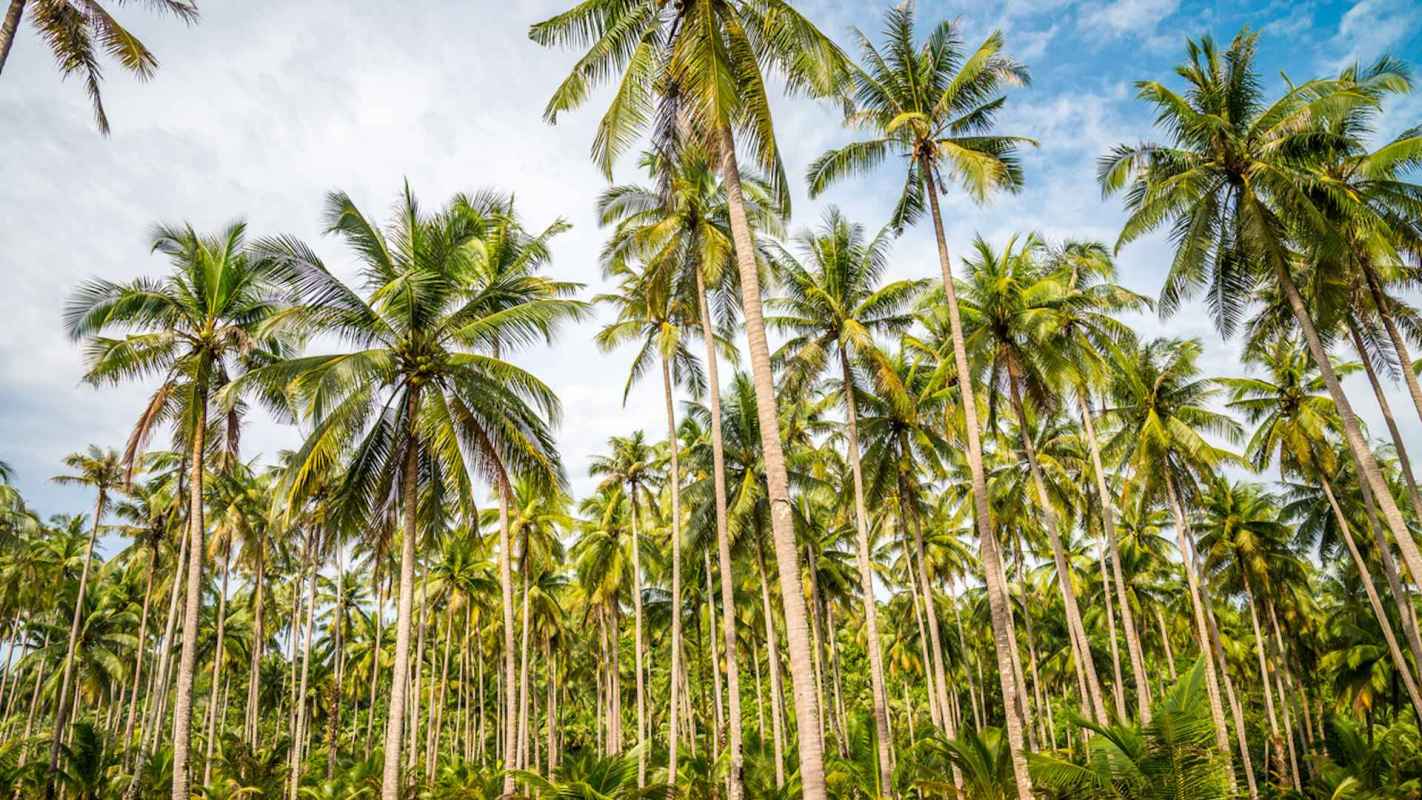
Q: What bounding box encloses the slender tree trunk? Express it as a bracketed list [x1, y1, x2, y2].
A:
[702, 549, 725, 762]
[245, 545, 266, 747]
[1199, 574, 1259, 800]
[1240, 571, 1285, 786]
[694, 265, 746, 799]
[169, 377, 210, 800]
[202, 540, 232, 785]
[896, 458, 958, 744]
[718, 123, 827, 799]
[122, 549, 157, 760]
[408, 560, 430, 771]
[289, 537, 318, 800]
[754, 538, 786, 788]
[1008, 374, 1108, 723]
[517, 565, 532, 772]
[1098, 544, 1128, 721]
[1363, 265, 1422, 433]
[18, 630, 49, 764]
[660, 356, 685, 784]
[0, 0, 25, 76]
[837, 352, 897, 793]
[365, 572, 385, 757]
[1164, 473, 1235, 771]
[123, 521, 188, 800]
[428, 604, 453, 778]
[46, 487, 107, 786]
[380, 389, 422, 800]
[1318, 475, 1422, 717]
[628, 487, 648, 786]
[1078, 392, 1150, 722]
[328, 549, 346, 779]
[497, 472, 519, 797]
[1357, 471, 1422, 672]
[1277, 264, 1422, 630]
[920, 154, 1031, 800]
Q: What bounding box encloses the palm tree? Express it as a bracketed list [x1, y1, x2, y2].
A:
[768, 207, 921, 795]
[955, 233, 1110, 725]
[595, 147, 778, 794]
[594, 261, 704, 783]
[1101, 337, 1249, 788]
[1101, 30, 1422, 652]
[0, 0, 198, 132]
[532, 2, 848, 793]
[805, 7, 1035, 793]
[230, 187, 580, 800]
[43, 445, 121, 778]
[64, 220, 290, 800]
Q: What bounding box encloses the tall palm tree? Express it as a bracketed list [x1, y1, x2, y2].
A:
[44, 445, 121, 779]
[805, 7, 1035, 792]
[768, 207, 921, 795]
[230, 187, 580, 800]
[1101, 337, 1247, 785]
[1101, 30, 1422, 645]
[595, 147, 778, 794]
[64, 221, 290, 800]
[533, 2, 849, 793]
[955, 233, 1110, 724]
[594, 261, 704, 783]
[0, 0, 198, 132]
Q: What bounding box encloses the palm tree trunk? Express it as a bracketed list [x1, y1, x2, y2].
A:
[1363, 265, 1422, 432]
[754, 537, 786, 788]
[122, 522, 187, 800]
[246, 544, 265, 747]
[428, 604, 453, 778]
[1097, 544, 1128, 721]
[517, 565, 532, 771]
[896, 457, 957, 742]
[364, 570, 385, 757]
[1198, 574, 1259, 800]
[694, 265, 746, 799]
[122, 548, 156, 759]
[169, 376, 210, 800]
[0, 0, 25, 76]
[702, 548, 725, 761]
[919, 152, 1031, 800]
[46, 486, 107, 784]
[497, 471, 519, 797]
[1078, 391, 1151, 722]
[202, 539, 232, 785]
[1240, 570, 1284, 786]
[719, 123, 828, 800]
[380, 388, 422, 800]
[408, 561, 430, 770]
[1008, 374, 1108, 723]
[1154, 605, 1178, 682]
[628, 487, 648, 786]
[328, 549, 346, 779]
[1356, 472, 1422, 671]
[1163, 472, 1236, 772]
[1277, 263, 1422, 628]
[660, 355, 684, 784]
[838, 352, 896, 794]
[1318, 475, 1422, 717]
[289, 538, 318, 800]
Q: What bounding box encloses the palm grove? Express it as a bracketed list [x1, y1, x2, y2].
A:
[2, 2, 1422, 799]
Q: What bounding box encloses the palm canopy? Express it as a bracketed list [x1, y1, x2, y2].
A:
[1218, 336, 1347, 476]
[530, 0, 848, 209]
[1098, 30, 1399, 336]
[227, 186, 586, 534]
[806, 2, 1033, 228]
[768, 207, 926, 395]
[64, 221, 292, 473]
[594, 260, 706, 404]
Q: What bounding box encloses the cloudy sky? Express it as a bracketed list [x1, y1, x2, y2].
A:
[2, 0, 1420, 525]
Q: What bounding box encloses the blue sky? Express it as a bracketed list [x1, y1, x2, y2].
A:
[0, 0, 1419, 528]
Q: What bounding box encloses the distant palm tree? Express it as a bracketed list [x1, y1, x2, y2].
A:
[43, 445, 121, 777]
[769, 207, 922, 795]
[0, 0, 198, 133]
[64, 221, 290, 800]
[806, 8, 1035, 792]
[231, 187, 581, 800]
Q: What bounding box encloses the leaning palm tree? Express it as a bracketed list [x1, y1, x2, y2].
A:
[532, 2, 848, 795]
[1101, 30, 1422, 645]
[0, 0, 198, 132]
[44, 446, 122, 777]
[594, 261, 704, 783]
[805, 7, 1035, 792]
[228, 186, 581, 800]
[768, 207, 922, 795]
[64, 220, 290, 800]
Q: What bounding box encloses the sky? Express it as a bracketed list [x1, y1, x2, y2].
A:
[1, 0, 1420, 530]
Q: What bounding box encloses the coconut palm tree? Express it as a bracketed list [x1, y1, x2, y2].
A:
[805, 7, 1035, 791]
[0, 0, 198, 132]
[594, 260, 704, 784]
[595, 147, 779, 794]
[1101, 30, 1422, 650]
[228, 186, 581, 800]
[43, 445, 122, 777]
[64, 220, 291, 800]
[532, 2, 849, 792]
[768, 207, 922, 794]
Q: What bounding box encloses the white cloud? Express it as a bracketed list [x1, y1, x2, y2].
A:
[1328, 0, 1422, 69]
[1077, 0, 1181, 39]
